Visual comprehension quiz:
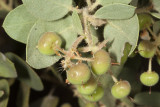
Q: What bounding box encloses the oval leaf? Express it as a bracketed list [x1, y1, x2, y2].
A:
[0, 79, 10, 107]
[151, 12, 160, 19]
[26, 16, 77, 69]
[2, 5, 37, 44]
[134, 92, 160, 107]
[22, 0, 72, 21]
[99, 0, 131, 6]
[0, 52, 17, 78]
[94, 3, 135, 20]
[104, 14, 139, 62]
[72, 10, 83, 35]
[5, 52, 44, 91]
[152, 0, 160, 12]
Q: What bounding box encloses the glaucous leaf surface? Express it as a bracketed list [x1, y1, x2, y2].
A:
[94, 3, 135, 20]
[26, 16, 77, 69]
[104, 15, 139, 63]
[151, 13, 160, 19]
[152, 0, 160, 12]
[72, 10, 83, 35]
[0, 52, 17, 78]
[3, 5, 37, 44]
[5, 52, 44, 91]
[22, 0, 72, 21]
[98, 0, 131, 6]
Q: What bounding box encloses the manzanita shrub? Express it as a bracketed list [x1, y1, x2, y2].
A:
[1, 0, 160, 107]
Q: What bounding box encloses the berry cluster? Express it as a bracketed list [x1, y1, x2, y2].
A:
[37, 31, 132, 102]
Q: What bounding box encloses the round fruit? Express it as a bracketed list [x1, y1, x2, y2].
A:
[140, 71, 159, 86]
[83, 86, 104, 102]
[138, 40, 156, 58]
[67, 63, 91, 85]
[77, 76, 97, 95]
[157, 55, 160, 65]
[111, 80, 131, 99]
[37, 32, 62, 55]
[85, 103, 96, 107]
[138, 14, 152, 30]
[91, 49, 111, 75]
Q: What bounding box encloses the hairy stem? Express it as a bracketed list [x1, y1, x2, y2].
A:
[148, 58, 152, 72]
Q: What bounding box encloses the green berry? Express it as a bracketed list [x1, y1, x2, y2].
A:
[138, 40, 156, 58]
[77, 76, 97, 95]
[140, 71, 159, 86]
[37, 32, 62, 55]
[138, 14, 152, 30]
[83, 86, 104, 102]
[111, 80, 131, 99]
[157, 55, 160, 65]
[67, 63, 91, 85]
[91, 49, 111, 75]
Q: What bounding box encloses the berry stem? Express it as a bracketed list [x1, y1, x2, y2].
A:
[88, 0, 99, 12]
[148, 58, 152, 73]
[108, 70, 118, 83]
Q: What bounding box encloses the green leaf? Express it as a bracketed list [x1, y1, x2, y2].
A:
[104, 14, 139, 63]
[22, 0, 72, 21]
[134, 92, 160, 107]
[98, 0, 131, 6]
[0, 79, 10, 107]
[16, 82, 30, 107]
[120, 98, 134, 107]
[151, 13, 160, 19]
[90, 26, 99, 44]
[26, 16, 77, 69]
[30, 95, 59, 107]
[5, 52, 44, 91]
[2, 5, 37, 44]
[72, 11, 83, 35]
[152, 0, 160, 12]
[0, 52, 17, 78]
[94, 3, 135, 20]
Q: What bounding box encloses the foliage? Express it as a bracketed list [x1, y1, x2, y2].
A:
[1, 0, 160, 107]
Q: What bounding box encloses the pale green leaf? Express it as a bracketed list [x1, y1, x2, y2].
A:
[90, 26, 99, 44]
[22, 0, 72, 21]
[94, 3, 135, 20]
[151, 12, 160, 19]
[0, 79, 9, 107]
[16, 82, 30, 107]
[2, 5, 37, 44]
[152, 0, 160, 12]
[5, 52, 44, 91]
[134, 92, 160, 107]
[104, 14, 139, 63]
[0, 52, 17, 78]
[98, 0, 131, 6]
[72, 11, 83, 35]
[26, 16, 77, 69]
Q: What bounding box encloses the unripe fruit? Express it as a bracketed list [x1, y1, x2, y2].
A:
[67, 63, 91, 85]
[83, 86, 104, 102]
[37, 32, 62, 55]
[91, 49, 111, 75]
[77, 76, 97, 95]
[138, 14, 152, 30]
[157, 55, 160, 65]
[111, 80, 131, 99]
[138, 40, 156, 58]
[140, 71, 159, 86]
